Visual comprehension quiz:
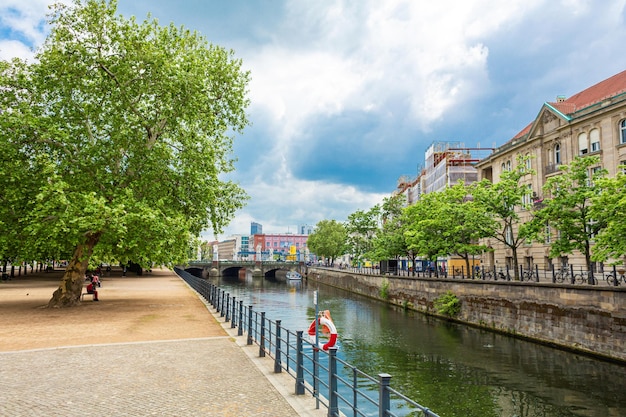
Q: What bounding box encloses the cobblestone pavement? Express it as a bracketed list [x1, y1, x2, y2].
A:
[0, 271, 326, 417]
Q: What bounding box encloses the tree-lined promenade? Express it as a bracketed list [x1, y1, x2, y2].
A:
[0, 0, 250, 307]
[308, 155, 626, 280]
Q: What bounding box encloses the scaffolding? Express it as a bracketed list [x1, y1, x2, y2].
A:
[422, 142, 492, 194]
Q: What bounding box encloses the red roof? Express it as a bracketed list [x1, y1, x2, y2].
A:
[511, 69, 626, 140]
[553, 69, 626, 112]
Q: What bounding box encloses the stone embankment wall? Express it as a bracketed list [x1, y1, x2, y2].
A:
[307, 268, 626, 363]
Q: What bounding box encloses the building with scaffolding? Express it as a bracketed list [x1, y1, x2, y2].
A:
[395, 141, 494, 204]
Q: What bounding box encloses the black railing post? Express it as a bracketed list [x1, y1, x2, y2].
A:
[247, 305, 253, 345]
[231, 296, 237, 328]
[259, 312, 266, 357]
[295, 331, 305, 395]
[570, 264, 575, 285]
[225, 293, 230, 322]
[328, 347, 339, 417]
[221, 290, 226, 316]
[274, 320, 282, 373]
[378, 373, 392, 417]
[551, 264, 556, 283]
[535, 264, 540, 282]
[612, 265, 619, 286]
[238, 300, 244, 336]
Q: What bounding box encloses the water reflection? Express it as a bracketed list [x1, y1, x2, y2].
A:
[211, 274, 626, 417]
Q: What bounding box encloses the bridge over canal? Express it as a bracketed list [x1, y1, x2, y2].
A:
[184, 260, 306, 280]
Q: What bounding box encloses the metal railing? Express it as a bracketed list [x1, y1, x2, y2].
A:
[175, 267, 440, 417]
[324, 264, 626, 287]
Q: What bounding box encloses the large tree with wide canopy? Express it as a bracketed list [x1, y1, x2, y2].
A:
[0, 0, 250, 307]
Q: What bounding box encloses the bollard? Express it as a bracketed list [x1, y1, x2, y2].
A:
[378, 373, 392, 417]
[259, 312, 266, 357]
[220, 291, 226, 317]
[247, 305, 253, 345]
[274, 320, 282, 373]
[295, 331, 305, 395]
[328, 347, 339, 417]
[238, 301, 244, 336]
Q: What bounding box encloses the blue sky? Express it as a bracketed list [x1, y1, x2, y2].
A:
[2, 0, 626, 241]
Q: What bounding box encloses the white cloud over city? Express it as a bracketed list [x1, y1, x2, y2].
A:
[2, 0, 626, 239]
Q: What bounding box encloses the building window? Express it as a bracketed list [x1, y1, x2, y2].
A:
[578, 132, 588, 155]
[505, 225, 514, 245]
[590, 128, 600, 152]
[525, 154, 531, 169]
[506, 160, 511, 171]
[554, 144, 561, 164]
[621, 160, 626, 173]
[501, 162, 506, 172]
[588, 166, 602, 186]
[522, 184, 533, 206]
[621, 119, 626, 145]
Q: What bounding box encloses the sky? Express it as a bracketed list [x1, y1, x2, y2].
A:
[2, 0, 626, 241]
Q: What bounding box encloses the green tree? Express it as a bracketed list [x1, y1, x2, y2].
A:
[591, 167, 626, 263]
[306, 220, 347, 264]
[0, 0, 249, 307]
[537, 156, 607, 272]
[345, 206, 380, 267]
[471, 156, 535, 279]
[369, 195, 410, 262]
[404, 184, 490, 274]
[404, 191, 452, 269]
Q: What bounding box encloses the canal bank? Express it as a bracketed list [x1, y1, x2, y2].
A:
[306, 267, 626, 363]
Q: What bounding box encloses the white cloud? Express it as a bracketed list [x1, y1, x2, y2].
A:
[243, 0, 552, 145]
[0, 0, 75, 61]
[0, 39, 33, 61]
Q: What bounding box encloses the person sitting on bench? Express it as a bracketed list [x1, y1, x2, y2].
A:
[91, 273, 101, 287]
[86, 282, 99, 301]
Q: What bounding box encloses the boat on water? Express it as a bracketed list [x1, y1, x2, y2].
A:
[286, 271, 302, 280]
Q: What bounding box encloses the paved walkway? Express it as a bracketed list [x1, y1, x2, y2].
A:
[0, 269, 326, 417]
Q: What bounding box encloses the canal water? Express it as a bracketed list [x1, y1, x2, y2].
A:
[210, 274, 626, 417]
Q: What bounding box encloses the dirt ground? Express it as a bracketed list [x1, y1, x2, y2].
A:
[0, 267, 225, 351]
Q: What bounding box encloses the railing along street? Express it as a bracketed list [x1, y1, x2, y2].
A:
[329, 263, 626, 286]
[175, 267, 440, 417]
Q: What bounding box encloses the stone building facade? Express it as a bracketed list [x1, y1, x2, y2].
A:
[475, 70, 626, 272]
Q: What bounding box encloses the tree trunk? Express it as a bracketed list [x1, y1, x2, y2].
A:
[47, 232, 101, 308]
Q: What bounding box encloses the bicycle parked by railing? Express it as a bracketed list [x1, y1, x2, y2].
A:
[604, 271, 626, 286]
[554, 267, 572, 283]
[521, 269, 535, 282]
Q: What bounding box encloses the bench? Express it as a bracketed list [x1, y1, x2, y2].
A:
[81, 292, 95, 301]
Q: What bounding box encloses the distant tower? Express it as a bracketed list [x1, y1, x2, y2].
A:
[299, 224, 313, 235]
[251, 222, 263, 235]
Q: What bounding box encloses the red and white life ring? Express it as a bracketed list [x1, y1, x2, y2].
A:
[308, 310, 338, 350]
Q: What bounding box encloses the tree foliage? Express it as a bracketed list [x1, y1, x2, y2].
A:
[470, 156, 535, 279]
[345, 206, 380, 266]
[0, 0, 250, 306]
[404, 183, 491, 273]
[536, 156, 606, 271]
[369, 195, 411, 262]
[591, 167, 626, 262]
[306, 220, 347, 264]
